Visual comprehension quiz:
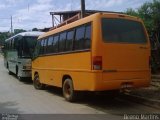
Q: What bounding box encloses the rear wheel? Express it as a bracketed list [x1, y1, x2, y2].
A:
[33, 74, 45, 90]
[63, 78, 77, 102]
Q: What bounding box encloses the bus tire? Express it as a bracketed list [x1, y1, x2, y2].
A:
[8, 71, 12, 75]
[7, 63, 12, 75]
[63, 78, 77, 102]
[18, 76, 23, 81]
[33, 74, 45, 90]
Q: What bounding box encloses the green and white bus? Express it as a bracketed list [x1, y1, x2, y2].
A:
[4, 32, 44, 80]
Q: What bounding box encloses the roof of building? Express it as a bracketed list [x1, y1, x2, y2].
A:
[50, 10, 123, 15]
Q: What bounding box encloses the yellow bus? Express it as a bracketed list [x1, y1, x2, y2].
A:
[32, 12, 151, 102]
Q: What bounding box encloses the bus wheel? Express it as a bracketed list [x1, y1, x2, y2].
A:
[63, 78, 77, 102]
[8, 71, 12, 75]
[18, 76, 23, 81]
[7, 63, 12, 75]
[33, 74, 45, 90]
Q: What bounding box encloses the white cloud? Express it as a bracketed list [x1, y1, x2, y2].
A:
[0, 0, 153, 32]
[12, 0, 54, 30]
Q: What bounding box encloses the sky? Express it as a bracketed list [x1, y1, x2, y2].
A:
[0, 0, 152, 32]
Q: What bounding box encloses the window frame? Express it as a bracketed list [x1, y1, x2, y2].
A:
[37, 22, 92, 56]
[101, 18, 147, 44]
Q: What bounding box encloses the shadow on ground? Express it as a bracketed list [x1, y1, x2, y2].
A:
[10, 73, 33, 85]
[0, 101, 22, 114]
[44, 86, 151, 115]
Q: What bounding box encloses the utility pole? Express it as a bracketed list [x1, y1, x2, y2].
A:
[11, 16, 13, 34]
[81, 0, 85, 18]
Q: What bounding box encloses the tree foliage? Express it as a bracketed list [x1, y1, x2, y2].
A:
[126, 0, 160, 37]
[126, 0, 160, 73]
[0, 32, 12, 46]
[14, 29, 26, 34]
[32, 28, 39, 31]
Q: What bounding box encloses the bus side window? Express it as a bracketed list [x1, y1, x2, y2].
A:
[34, 40, 41, 58]
[47, 36, 54, 53]
[14, 37, 19, 50]
[59, 32, 67, 52]
[53, 35, 59, 53]
[40, 39, 45, 55]
[74, 25, 85, 50]
[43, 38, 48, 54]
[66, 30, 74, 51]
[14, 36, 22, 57]
[12, 39, 14, 50]
[84, 24, 91, 49]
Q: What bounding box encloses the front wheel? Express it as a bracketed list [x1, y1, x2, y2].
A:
[8, 71, 12, 75]
[62, 78, 77, 102]
[7, 63, 12, 75]
[33, 74, 45, 90]
[18, 76, 24, 81]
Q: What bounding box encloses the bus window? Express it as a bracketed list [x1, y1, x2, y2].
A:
[11, 39, 14, 50]
[22, 36, 38, 57]
[53, 35, 59, 53]
[14, 38, 18, 50]
[102, 18, 147, 43]
[66, 30, 74, 51]
[40, 39, 45, 55]
[47, 36, 54, 53]
[59, 32, 67, 52]
[33, 40, 41, 58]
[74, 26, 85, 50]
[43, 38, 48, 54]
[84, 24, 91, 49]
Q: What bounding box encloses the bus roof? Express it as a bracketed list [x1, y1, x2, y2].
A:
[5, 31, 45, 42]
[39, 12, 141, 39]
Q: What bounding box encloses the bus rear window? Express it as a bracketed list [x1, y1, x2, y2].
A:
[101, 18, 147, 44]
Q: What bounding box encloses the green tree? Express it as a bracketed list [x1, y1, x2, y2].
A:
[126, 0, 160, 73]
[14, 29, 26, 34]
[126, 0, 160, 36]
[126, 8, 139, 17]
[32, 28, 39, 31]
[0, 32, 11, 46]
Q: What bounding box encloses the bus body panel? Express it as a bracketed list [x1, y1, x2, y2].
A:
[32, 51, 92, 89]
[6, 50, 18, 73]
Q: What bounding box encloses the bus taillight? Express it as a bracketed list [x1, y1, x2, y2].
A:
[93, 56, 102, 70]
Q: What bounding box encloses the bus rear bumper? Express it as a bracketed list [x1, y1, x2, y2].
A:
[74, 71, 151, 91]
[92, 71, 151, 91]
[94, 78, 151, 91]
